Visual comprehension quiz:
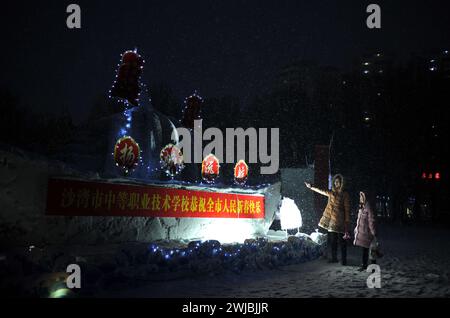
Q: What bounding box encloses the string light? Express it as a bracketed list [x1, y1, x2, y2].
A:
[143, 236, 323, 273]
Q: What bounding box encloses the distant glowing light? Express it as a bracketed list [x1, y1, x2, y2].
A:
[49, 288, 71, 298]
[422, 172, 427, 179]
[435, 172, 440, 180]
[428, 173, 433, 179]
[363, 70, 370, 74]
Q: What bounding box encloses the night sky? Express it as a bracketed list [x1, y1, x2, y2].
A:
[1, 0, 449, 123]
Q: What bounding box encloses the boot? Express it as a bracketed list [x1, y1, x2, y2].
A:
[329, 232, 338, 263]
[340, 234, 347, 266]
[361, 247, 369, 270]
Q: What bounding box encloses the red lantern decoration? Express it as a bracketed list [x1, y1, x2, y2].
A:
[234, 160, 249, 185]
[160, 144, 184, 178]
[181, 93, 203, 129]
[110, 50, 144, 107]
[114, 136, 141, 174]
[201, 154, 220, 183]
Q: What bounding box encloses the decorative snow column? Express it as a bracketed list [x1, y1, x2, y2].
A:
[105, 49, 179, 181]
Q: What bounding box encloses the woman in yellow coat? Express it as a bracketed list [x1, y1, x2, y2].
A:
[305, 174, 350, 265]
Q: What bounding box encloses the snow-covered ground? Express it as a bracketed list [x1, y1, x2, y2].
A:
[99, 222, 450, 298]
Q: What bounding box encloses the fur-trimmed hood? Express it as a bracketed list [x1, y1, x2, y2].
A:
[331, 174, 345, 192]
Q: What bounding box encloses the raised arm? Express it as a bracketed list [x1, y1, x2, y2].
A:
[304, 182, 330, 197]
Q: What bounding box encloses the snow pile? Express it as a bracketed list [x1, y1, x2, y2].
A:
[279, 197, 302, 230]
[0, 235, 326, 297]
[280, 168, 317, 233]
[310, 229, 327, 245]
[115, 236, 325, 282]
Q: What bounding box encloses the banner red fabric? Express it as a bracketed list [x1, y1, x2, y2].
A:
[46, 178, 265, 219]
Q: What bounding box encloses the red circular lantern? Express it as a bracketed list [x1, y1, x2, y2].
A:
[160, 144, 184, 178]
[114, 136, 141, 174]
[234, 159, 249, 185]
[201, 154, 220, 183]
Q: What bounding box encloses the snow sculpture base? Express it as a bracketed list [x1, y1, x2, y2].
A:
[0, 149, 281, 246]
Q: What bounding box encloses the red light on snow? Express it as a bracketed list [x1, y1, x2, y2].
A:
[435, 172, 440, 180]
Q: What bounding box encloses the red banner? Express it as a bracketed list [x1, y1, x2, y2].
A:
[46, 178, 265, 219]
